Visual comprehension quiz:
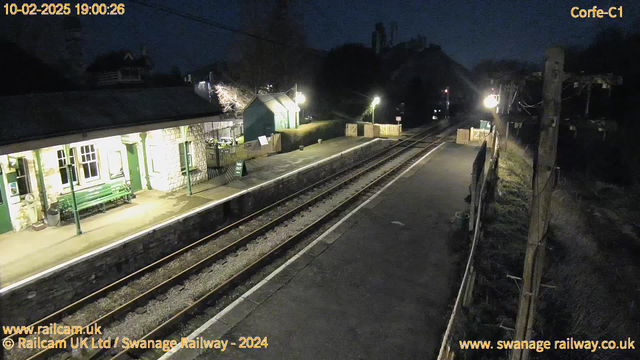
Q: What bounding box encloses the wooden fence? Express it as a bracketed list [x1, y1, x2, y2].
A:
[206, 133, 281, 171]
[438, 128, 500, 360]
[456, 129, 470, 145]
[363, 123, 402, 138]
[378, 124, 402, 136]
[345, 123, 357, 137]
[470, 127, 492, 143]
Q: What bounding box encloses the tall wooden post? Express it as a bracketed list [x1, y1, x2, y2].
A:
[511, 47, 564, 360]
[505, 122, 510, 151]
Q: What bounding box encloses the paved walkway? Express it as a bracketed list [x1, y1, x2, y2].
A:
[167, 143, 479, 360]
[0, 137, 381, 287]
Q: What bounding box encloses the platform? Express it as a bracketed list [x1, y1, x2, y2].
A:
[0, 136, 383, 287]
[166, 142, 480, 360]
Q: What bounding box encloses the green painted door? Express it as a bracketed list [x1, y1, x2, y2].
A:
[126, 144, 143, 192]
[0, 171, 13, 234]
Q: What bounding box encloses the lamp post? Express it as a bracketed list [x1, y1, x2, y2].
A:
[64, 144, 82, 235]
[444, 87, 450, 118]
[484, 93, 506, 135]
[181, 125, 192, 196]
[371, 96, 381, 124]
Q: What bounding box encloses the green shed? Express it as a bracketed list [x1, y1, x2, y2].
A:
[243, 93, 298, 141]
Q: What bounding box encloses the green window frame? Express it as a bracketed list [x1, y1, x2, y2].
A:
[80, 144, 100, 181]
[15, 157, 31, 196]
[57, 148, 78, 186]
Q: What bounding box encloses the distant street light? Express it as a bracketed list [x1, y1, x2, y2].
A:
[484, 94, 499, 109]
[444, 87, 450, 118]
[372, 96, 381, 124]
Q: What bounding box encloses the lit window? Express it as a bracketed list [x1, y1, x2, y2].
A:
[57, 149, 78, 186]
[107, 151, 124, 180]
[15, 157, 31, 195]
[179, 142, 193, 171]
[80, 144, 100, 180]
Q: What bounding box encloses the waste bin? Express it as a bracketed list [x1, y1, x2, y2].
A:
[455, 211, 470, 231]
[46, 207, 60, 227]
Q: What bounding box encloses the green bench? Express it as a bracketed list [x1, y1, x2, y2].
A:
[57, 180, 133, 220]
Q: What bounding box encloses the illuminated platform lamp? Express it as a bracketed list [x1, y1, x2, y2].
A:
[483, 94, 499, 109]
[371, 96, 381, 124]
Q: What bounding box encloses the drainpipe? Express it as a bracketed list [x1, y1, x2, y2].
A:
[64, 144, 82, 235]
[34, 149, 48, 213]
[184, 140, 192, 196]
[181, 125, 192, 196]
[140, 132, 152, 190]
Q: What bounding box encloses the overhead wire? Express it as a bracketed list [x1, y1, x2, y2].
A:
[129, 0, 322, 57]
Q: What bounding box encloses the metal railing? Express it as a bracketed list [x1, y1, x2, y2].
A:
[438, 128, 501, 360]
[206, 134, 282, 171]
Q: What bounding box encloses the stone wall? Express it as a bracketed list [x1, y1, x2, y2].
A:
[1, 139, 391, 326]
[147, 125, 207, 192]
[1, 126, 206, 232]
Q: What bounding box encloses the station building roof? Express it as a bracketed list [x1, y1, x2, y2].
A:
[0, 87, 222, 154]
[246, 93, 298, 114]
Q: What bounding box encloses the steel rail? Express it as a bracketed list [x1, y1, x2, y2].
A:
[3, 123, 439, 346]
[17, 123, 452, 360]
[111, 124, 459, 360]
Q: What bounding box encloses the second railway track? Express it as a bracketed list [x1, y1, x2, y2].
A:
[4, 119, 465, 360]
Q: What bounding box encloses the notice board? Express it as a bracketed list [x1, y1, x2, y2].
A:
[235, 160, 247, 177]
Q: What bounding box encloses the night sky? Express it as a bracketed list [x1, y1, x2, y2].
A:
[81, 0, 640, 73]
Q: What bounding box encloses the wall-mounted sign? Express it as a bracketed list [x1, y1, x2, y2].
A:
[8, 182, 19, 197]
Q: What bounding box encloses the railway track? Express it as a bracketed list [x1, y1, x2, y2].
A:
[3, 120, 463, 360]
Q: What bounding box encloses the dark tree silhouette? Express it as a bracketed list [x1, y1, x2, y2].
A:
[314, 43, 381, 119]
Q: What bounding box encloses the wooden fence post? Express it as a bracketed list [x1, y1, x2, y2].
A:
[463, 266, 477, 307]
